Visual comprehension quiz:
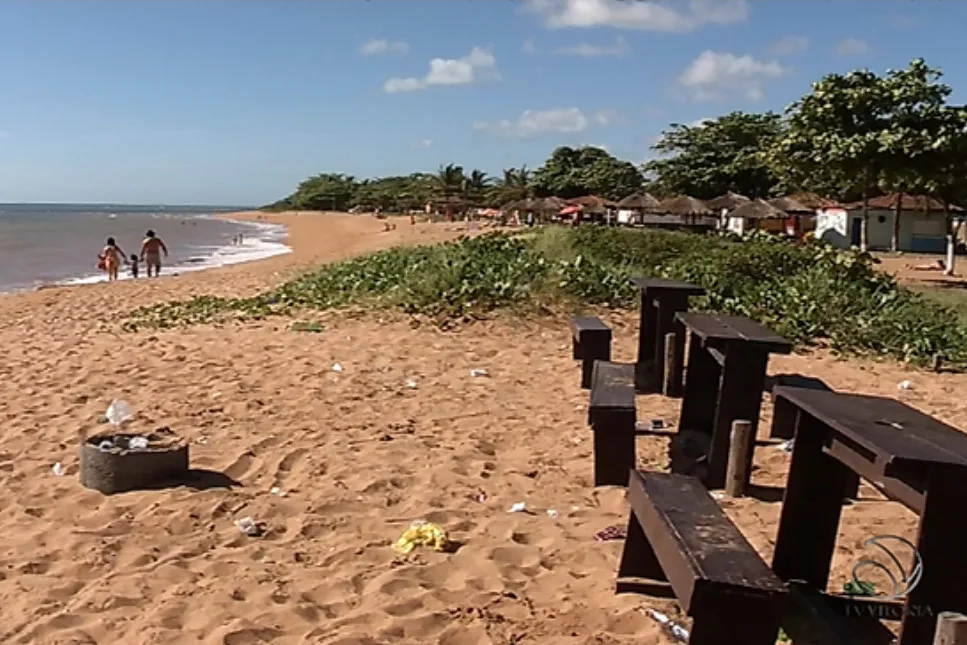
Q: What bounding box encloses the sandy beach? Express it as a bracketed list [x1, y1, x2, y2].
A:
[0, 212, 962, 644]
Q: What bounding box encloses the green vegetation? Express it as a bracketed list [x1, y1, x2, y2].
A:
[123, 227, 967, 369]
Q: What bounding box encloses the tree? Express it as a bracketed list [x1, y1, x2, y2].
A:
[465, 169, 492, 206]
[770, 69, 892, 250]
[644, 112, 785, 199]
[493, 166, 532, 205]
[877, 59, 953, 251]
[290, 173, 358, 211]
[435, 163, 466, 198]
[532, 146, 643, 200]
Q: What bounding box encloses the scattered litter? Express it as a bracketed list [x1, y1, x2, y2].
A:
[546, 509, 559, 518]
[405, 379, 418, 389]
[270, 487, 286, 497]
[470, 369, 490, 378]
[710, 490, 725, 500]
[508, 502, 527, 513]
[594, 525, 627, 542]
[105, 399, 134, 427]
[235, 516, 262, 537]
[777, 439, 794, 452]
[898, 380, 913, 390]
[196, 436, 209, 445]
[646, 608, 689, 642]
[332, 363, 344, 373]
[392, 520, 450, 554]
[211, 392, 222, 400]
[128, 436, 149, 451]
[98, 440, 115, 451]
[475, 491, 488, 503]
[52, 462, 65, 477]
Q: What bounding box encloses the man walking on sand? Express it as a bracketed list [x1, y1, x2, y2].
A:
[140, 229, 169, 277]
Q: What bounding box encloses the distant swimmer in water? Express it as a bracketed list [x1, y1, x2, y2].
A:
[98, 237, 128, 282]
[140, 229, 169, 277]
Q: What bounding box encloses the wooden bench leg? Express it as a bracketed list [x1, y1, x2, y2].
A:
[635, 289, 658, 391]
[690, 594, 785, 645]
[590, 408, 636, 487]
[652, 294, 689, 398]
[705, 346, 769, 490]
[581, 335, 611, 389]
[678, 335, 720, 435]
[896, 474, 967, 645]
[616, 510, 666, 583]
[772, 413, 850, 589]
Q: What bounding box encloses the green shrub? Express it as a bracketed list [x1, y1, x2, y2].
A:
[123, 227, 967, 368]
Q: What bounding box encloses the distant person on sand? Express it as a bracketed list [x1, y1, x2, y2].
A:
[97, 237, 128, 281]
[129, 254, 140, 278]
[140, 229, 169, 277]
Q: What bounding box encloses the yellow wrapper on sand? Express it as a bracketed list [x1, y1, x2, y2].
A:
[392, 521, 449, 554]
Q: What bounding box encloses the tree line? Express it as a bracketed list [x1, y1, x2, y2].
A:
[266, 58, 967, 247]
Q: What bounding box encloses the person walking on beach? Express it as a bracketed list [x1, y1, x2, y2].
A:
[140, 229, 169, 277]
[98, 237, 128, 282]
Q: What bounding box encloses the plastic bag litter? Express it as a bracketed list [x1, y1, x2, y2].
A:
[52, 462, 65, 477]
[106, 399, 134, 426]
[646, 609, 689, 642]
[129, 436, 149, 451]
[392, 520, 449, 554]
[332, 363, 344, 373]
[469, 369, 489, 378]
[235, 517, 261, 537]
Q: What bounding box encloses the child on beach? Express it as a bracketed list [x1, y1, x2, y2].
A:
[129, 254, 140, 278]
[97, 237, 128, 281]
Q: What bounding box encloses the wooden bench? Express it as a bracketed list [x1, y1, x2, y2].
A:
[616, 470, 788, 645]
[570, 316, 612, 389]
[768, 373, 833, 440]
[675, 313, 792, 489]
[588, 361, 636, 486]
[631, 278, 705, 396]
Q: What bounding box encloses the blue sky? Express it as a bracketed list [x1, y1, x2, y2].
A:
[1, 1, 966, 205]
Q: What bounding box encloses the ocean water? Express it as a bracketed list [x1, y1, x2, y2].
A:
[0, 204, 291, 293]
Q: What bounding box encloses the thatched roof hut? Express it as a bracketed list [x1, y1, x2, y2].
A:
[768, 196, 814, 214]
[538, 196, 568, 212]
[618, 193, 662, 211]
[569, 195, 618, 214]
[706, 192, 750, 211]
[843, 193, 964, 212]
[729, 199, 787, 220]
[784, 192, 840, 210]
[504, 197, 540, 212]
[658, 195, 712, 216]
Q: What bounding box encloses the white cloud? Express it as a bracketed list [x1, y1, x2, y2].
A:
[413, 139, 433, 149]
[360, 39, 409, 55]
[523, 0, 748, 32]
[473, 107, 619, 138]
[474, 108, 589, 137]
[836, 37, 870, 56]
[523, 39, 538, 54]
[677, 50, 788, 102]
[769, 35, 808, 56]
[554, 36, 630, 57]
[383, 47, 498, 93]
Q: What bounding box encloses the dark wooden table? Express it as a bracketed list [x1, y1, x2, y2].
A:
[631, 277, 705, 396]
[771, 386, 967, 645]
[675, 313, 792, 489]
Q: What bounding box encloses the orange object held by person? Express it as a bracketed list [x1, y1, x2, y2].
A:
[96, 255, 106, 271]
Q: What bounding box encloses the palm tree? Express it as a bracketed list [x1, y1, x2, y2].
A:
[435, 163, 467, 199]
[495, 166, 532, 205]
[465, 169, 492, 206]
